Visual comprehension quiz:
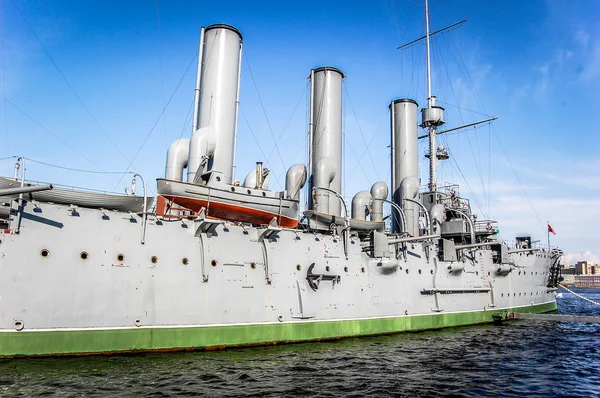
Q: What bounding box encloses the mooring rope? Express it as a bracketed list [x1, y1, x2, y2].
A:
[559, 284, 600, 307]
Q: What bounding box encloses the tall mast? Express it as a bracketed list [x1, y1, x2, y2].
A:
[425, 0, 432, 106]
[422, 0, 445, 192]
[426, 0, 436, 192]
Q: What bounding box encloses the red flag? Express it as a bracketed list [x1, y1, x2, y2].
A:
[547, 223, 556, 235]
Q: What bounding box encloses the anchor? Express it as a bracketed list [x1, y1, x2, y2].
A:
[306, 263, 341, 292]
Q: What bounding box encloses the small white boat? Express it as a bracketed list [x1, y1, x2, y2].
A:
[0, 176, 153, 214]
[157, 178, 301, 228]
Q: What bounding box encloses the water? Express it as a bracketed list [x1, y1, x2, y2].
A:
[2, 288, 599, 397]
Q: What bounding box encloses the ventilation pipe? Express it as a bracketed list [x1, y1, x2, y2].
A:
[370, 181, 388, 223]
[165, 138, 190, 181]
[352, 191, 371, 221]
[285, 164, 307, 201]
[309, 67, 344, 215]
[187, 24, 243, 184]
[390, 99, 419, 235]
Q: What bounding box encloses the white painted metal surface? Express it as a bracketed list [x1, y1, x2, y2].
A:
[390, 99, 419, 235]
[309, 67, 344, 216]
[188, 24, 242, 184]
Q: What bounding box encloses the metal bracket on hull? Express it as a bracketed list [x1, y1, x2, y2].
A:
[194, 209, 224, 238]
[258, 220, 281, 242]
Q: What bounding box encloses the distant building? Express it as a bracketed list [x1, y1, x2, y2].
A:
[591, 265, 600, 275]
[575, 275, 600, 288]
[561, 266, 577, 275]
[575, 261, 591, 275]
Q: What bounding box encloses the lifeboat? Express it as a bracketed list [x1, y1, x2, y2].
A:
[156, 178, 300, 228]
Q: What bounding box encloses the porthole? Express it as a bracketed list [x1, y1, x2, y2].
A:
[117, 253, 125, 262]
[296, 264, 301, 271]
[262, 192, 266, 197]
[211, 259, 218, 267]
[40, 249, 50, 258]
[326, 266, 331, 272]
[430, 270, 434, 275]
[182, 258, 189, 265]
[344, 266, 349, 272]
[405, 269, 409, 274]
[487, 271, 491, 276]
[80, 251, 89, 260]
[501, 293, 504, 297]
[230, 187, 235, 192]
[250, 262, 257, 269]
[151, 256, 158, 264]
[361, 267, 366, 273]
[247, 189, 252, 194]
[518, 271, 521, 275]
[418, 269, 422, 274]
[476, 271, 479, 276]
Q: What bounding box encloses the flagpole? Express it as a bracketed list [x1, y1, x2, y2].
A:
[547, 220, 550, 251]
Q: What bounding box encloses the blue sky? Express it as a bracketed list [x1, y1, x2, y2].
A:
[1, 0, 598, 264]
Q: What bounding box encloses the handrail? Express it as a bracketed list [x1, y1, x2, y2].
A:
[313, 187, 349, 259]
[133, 173, 148, 245]
[312, 187, 349, 227]
[448, 207, 475, 243]
[403, 197, 431, 235]
[380, 198, 407, 234]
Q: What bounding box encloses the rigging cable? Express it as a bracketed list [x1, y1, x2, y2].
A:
[239, 108, 281, 189]
[344, 84, 381, 181]
[434, 34, 490, 212]
[155, 0, 169, 153]
[1, 95, 108, 173]
[25, 157, 136, 175]
[13, 2, 130, 165]
[448, 32, 544, 229]
[244, 54, 287, 175]
[266, 83, 307, 169]
[345, 108, 389, 185]
[113, 49, 199, 190]
[0, 0, 8, 173]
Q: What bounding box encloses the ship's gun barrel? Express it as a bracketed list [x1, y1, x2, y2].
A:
[0, 184, 53, 196]
[361, 233, 440, 250]
[508, 248, 541, 254]
[454, 241, 497, 250]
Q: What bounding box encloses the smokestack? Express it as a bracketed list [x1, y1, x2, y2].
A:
[390, 99, 419, 235]
[188, 24, 243, 184]
[309, 67, 344, 215]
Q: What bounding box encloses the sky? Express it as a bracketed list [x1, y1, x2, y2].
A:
[0, 0, 598, 264]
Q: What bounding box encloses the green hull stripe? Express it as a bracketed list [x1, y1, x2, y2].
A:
[1, 302, 557, 357]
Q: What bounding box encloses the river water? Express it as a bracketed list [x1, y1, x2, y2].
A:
[2, 288, 599, 397]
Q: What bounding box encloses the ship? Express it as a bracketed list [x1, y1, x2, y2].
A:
[0, 2, 562, 357]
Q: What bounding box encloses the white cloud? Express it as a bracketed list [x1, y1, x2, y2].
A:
[565, 251, 599, 266]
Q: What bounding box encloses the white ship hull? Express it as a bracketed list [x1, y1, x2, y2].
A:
[0, 200, 557, 357]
